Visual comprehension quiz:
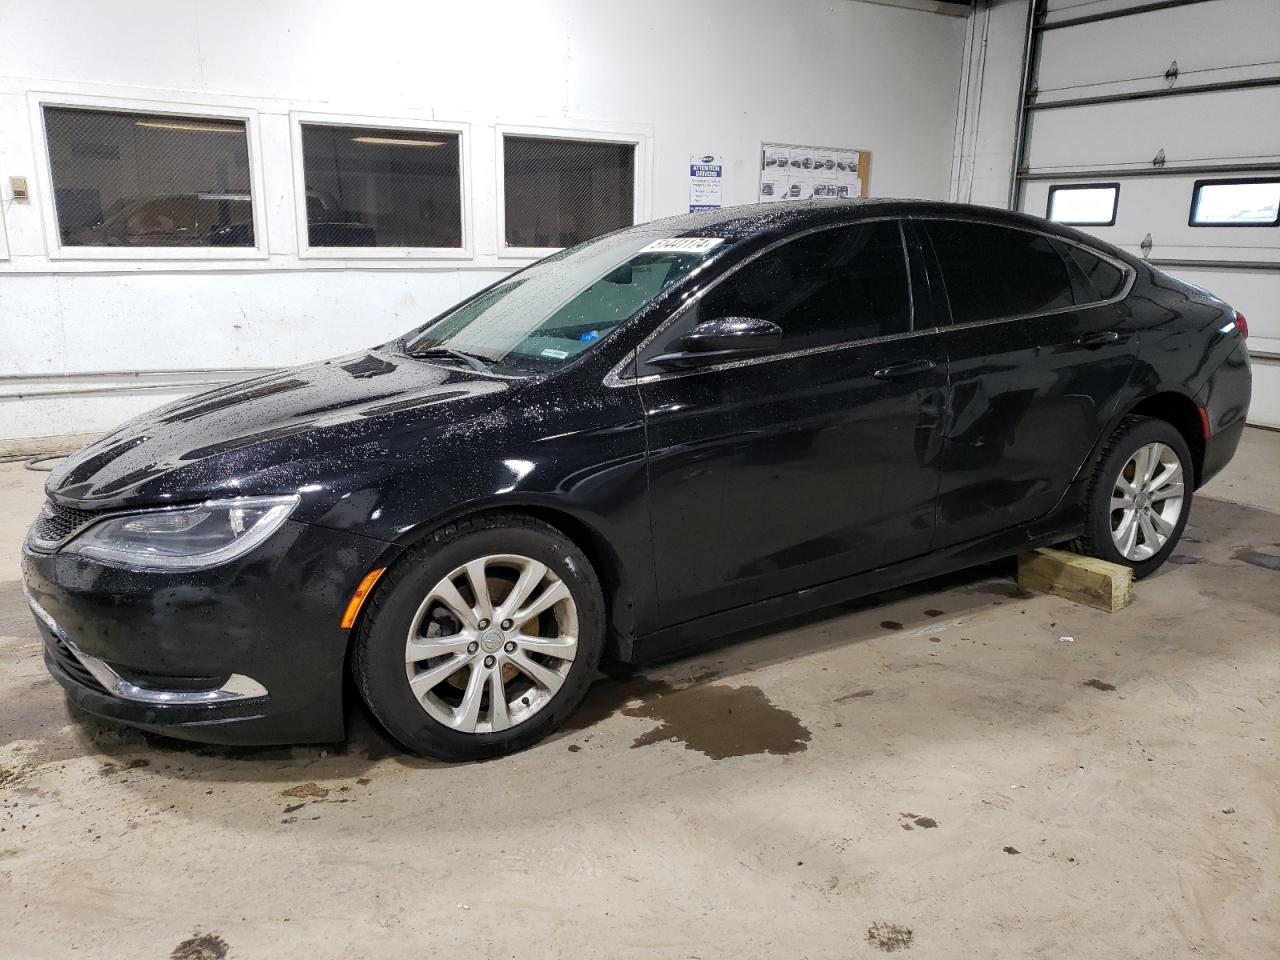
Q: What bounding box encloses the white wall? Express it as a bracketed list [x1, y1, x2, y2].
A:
[0, 0, 968, 446]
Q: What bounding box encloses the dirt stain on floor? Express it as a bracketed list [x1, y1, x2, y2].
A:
[170, 933, 228, 960]
[623, 684, 811, 759]
[866, 921, 914, 952]
[1083, 678, 1117, 692]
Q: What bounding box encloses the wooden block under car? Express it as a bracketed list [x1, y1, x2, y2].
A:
[1016, 547, 1134, 613]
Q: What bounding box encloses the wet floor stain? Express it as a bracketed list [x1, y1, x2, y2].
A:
[170, 932, 228, 960]
[899, 812, 938, 830]
[623, 684, 811, 759]
[1082, 679, 1116, 692]
[834, 688, 875, 703]
[923, 609, 944, 617]
[866, 921, 914, 952]
[1234, 547, 1280, 571]
[880, 620, 904, 631]
[1168, 554, 1202, 564]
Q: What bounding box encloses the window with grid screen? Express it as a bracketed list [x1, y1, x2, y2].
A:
[300, 124, 462, 248]
[43, 106, 255, 248]
[503, 136, 635, 248]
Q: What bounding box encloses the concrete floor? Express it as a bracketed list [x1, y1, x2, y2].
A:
[1, 431, 1277, 960]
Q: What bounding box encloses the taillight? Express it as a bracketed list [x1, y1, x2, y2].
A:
[1235, 310, 1249, 339]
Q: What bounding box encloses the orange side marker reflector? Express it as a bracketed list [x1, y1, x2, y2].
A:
[1197, 406, 1211, 440]
[340, 567, 386, 629]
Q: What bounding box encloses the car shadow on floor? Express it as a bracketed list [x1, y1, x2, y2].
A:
[8, 495, 1277, 787]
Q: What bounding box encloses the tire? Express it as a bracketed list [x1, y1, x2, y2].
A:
[353, 513, 605, 761]
[1077, 415, 1193, 579]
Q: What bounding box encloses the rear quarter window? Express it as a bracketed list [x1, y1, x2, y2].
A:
[1061, 244, 1126, 301]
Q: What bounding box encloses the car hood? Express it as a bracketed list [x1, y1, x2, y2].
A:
[46, 348, 516, 510]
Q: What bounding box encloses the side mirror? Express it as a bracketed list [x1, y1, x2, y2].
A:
[648, 316, 782, 369]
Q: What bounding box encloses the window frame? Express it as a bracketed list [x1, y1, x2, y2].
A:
[616, 217, 917, 385]
[28, 92, 270, 261]
[0, 190, 9, 261]
[1046, 182, 1119, 227]
[495, 122, 651, 260]
[1188, 177, 1280, 228]
[918, 216, 1135, 329]
[289, 111, 472, 260]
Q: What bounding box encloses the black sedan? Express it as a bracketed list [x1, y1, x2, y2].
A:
[22, 200, 1251, 760]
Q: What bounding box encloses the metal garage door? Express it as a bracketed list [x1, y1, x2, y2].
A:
[1011, 0, 1280, 427]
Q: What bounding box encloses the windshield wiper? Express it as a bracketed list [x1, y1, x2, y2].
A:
[406, 346, 495, 373]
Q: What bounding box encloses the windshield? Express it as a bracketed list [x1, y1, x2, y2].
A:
[402, 230, 728, 373]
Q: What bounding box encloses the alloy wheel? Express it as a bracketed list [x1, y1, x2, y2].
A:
[1109, 441, 1185, 561]
[403, 554, 578, 734]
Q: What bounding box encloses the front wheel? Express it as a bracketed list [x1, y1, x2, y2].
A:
[1078, 415, 1193, 579]
[353, 515, 605, 761]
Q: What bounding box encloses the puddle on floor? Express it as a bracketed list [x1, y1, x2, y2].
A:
[1234, 547, 1280, 571]
[622, 683, 811, 759]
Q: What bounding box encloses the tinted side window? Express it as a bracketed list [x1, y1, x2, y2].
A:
[698, 220, 910, 351]
[1062, 244, 1126, 300]
[926, 221, 1073, 325]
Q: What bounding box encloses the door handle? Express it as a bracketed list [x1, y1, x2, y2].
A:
[1074, 330, 1121, 348]
[873, 358, 937, 380]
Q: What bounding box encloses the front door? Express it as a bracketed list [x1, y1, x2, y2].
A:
[636, 220, 948, 626]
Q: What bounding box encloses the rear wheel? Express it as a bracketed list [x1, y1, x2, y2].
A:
[1078, 415, 1193, 579]
[353, 515, 604, 760]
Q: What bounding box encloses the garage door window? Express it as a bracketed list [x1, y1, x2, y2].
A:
[1047, 184, 1118, 226]
[926, 221, 1075, 324]
[43, 106, 255, 248]
[1189, 179, 1280, 227]
[300, 124, 463, 249]
[503, 136, 635, 249]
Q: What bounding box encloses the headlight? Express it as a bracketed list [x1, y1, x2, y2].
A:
[65, 495, 299, 571]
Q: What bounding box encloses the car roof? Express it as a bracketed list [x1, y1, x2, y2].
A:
[628, 198, 1139, 268]
[643, 198, 1110, 248]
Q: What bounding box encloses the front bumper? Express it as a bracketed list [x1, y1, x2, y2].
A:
[22, 519, 396, 745]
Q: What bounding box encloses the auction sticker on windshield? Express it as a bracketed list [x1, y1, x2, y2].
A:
[639, 237, 725, 254]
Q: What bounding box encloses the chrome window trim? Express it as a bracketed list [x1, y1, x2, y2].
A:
[911, 215, 1137, 329]
[25, 585, 268, 704]
[604, 216, 919, 387]
[603, 213, 1135, 388]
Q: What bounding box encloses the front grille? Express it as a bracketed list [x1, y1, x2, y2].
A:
[30, 498, 99, 549]
[46, 634, 110, 695]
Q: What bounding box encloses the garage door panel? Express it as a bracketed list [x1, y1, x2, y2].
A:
[1024, 87, 1280, 170]
[1037, 0, 1280, 97]
[1249, 361, 1280, 428]
[1036, 64, 1279, 106]
[1029, 176, 1280, 253]
[1043, 0, 1194, 20]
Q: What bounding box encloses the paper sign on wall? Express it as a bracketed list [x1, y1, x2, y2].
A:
[758, 142, 865, 203]
[689, 154, 723, 211]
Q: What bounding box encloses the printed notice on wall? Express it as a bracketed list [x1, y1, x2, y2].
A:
[758, 142, 865, 203]
[689, 154, 723, 211]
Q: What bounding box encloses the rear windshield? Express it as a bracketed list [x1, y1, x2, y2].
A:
[403, 232, 727, 374]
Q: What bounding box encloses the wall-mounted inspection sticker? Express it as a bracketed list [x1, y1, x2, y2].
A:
[639, 237, 725, 254]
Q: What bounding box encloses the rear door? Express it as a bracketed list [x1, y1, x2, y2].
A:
[921, 218, 1139, 547]
[636, 219, 948, 625]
